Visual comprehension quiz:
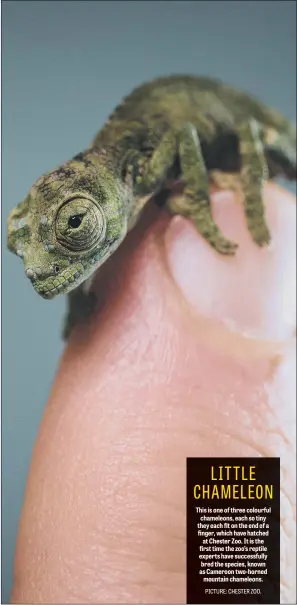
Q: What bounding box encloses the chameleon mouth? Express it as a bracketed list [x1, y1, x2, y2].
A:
[34, 270, 85, 299]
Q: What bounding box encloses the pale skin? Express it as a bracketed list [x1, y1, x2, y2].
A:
[11, 183, 296, 604]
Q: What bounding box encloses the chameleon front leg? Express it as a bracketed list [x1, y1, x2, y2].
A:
[63, 283, 97, 340]
[171, 124, 238, 253]
[135, 124, 238, 254]
[237, 119, 271, 246]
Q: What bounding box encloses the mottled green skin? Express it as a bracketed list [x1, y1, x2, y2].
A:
[7, 75, 296, 336]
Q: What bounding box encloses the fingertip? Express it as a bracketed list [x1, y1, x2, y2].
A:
[165, 185, 296, 342]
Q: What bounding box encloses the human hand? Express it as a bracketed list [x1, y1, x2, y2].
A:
[11, 183, 296, 604]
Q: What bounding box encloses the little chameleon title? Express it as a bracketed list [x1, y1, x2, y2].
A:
[193, 466, 273, 500]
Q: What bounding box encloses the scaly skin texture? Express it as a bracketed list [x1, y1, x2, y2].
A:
[7, 75, 296, 337]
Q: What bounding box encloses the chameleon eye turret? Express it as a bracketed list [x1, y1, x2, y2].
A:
[55, 193, 106, 253]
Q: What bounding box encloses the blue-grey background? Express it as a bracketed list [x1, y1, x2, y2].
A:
[2, 1, 296, 601]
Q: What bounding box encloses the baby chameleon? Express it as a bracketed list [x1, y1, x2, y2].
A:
[7, 75, 296, 338]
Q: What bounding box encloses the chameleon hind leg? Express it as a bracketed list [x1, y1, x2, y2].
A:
[134, 123, 238, 254]
[237, 119, 271, 246]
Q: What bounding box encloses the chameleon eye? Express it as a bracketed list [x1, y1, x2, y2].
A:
[55, 194, 106, 252]
[68, 215, 83, 229]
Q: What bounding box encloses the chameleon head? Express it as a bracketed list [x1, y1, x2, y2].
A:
[7, 158, 128, 298]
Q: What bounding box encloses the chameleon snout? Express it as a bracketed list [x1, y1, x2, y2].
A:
[24, 259, 85, 299]
[24, 263, 65, 299]
[25, 264, 60, 282]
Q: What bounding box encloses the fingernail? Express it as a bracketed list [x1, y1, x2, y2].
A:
[164, 191, 296, 341]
